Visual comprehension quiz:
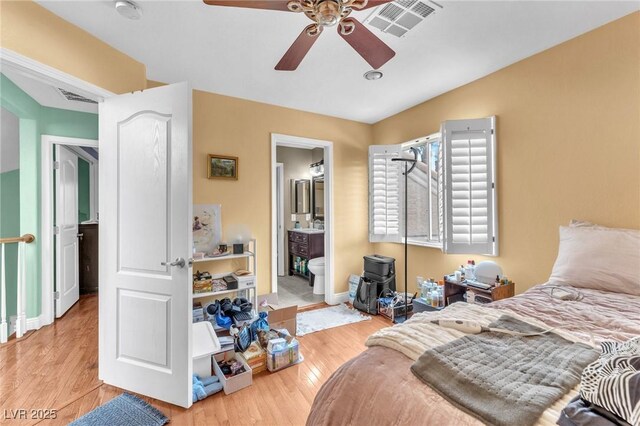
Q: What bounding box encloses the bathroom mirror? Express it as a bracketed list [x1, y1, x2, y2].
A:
[290, 179, 310, 214]
[312, 177, 324, 220]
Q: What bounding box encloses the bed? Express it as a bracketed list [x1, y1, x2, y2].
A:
[307, 284, 640, 425]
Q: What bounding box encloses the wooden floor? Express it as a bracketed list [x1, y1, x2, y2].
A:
[0, 295, 389, 425]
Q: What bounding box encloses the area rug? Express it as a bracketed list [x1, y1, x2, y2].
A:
[297, 303, 371, 336]
[69, 393, 168, 426]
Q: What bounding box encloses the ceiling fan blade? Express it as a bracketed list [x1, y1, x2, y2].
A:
[202, 0, 291, 12]
[339, 18, 395, 69]
[353, 0, 395, 11]
[275, 26, 322, 71]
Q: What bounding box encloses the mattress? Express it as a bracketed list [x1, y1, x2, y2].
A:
[306, 285, 640, 426]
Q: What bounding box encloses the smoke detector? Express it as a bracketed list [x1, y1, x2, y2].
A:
[115, 0, 143, 20]
[364, 0, 442, 37]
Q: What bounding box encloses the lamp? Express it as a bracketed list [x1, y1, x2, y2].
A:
[390, 147, 418, 323]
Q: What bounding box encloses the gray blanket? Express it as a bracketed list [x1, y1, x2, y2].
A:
[410, 316, 599, 426]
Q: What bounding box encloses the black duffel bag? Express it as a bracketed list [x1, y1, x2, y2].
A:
[353, 275, 395, 315]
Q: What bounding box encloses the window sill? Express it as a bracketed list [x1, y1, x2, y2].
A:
[404, 238, 443, 249]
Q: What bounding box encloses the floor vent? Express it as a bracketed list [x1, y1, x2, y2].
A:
[364, 0, 441, 38]
[57, 88, 98, 104]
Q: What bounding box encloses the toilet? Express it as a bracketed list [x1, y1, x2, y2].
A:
[308, 257, 325, 295]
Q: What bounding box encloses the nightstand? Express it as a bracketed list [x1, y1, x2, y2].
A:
[444, 278, 514, 306]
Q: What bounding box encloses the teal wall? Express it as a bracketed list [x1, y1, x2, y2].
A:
[0, 73, 98, 319]
[78, 158, 90, 223]
[0, 170, 20, 318]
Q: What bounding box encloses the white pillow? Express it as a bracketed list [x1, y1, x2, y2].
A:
[549, 226, 640, 296]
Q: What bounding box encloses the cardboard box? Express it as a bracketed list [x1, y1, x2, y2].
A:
[258, 293, 298, 336]
[233, 273, 256, 290]
[240, 352, 267, 375]
[213, 352, 253, 395]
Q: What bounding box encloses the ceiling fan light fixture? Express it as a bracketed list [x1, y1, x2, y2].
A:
[115, 0, 142, 20]
[364, 70, 384, 80]
[317, 0, 341, 26]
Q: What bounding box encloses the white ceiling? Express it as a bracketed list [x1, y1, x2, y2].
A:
[2, 67, 99, 114]
[36, 1, 639, 123]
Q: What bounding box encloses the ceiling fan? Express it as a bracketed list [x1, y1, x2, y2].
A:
[203, 0, 396, 71]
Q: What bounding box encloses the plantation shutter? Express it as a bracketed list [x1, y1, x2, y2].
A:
[369, 145, 403, 243]
[442, 117, 498, 255]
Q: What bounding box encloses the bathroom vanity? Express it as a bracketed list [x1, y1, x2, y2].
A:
[288, 229, 324, 281]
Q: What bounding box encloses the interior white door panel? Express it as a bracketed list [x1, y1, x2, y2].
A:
[99, 82, 193, 408]
[55, 145, 80, 317]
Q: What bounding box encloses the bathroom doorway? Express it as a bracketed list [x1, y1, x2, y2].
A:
[270, 134, 335, 307]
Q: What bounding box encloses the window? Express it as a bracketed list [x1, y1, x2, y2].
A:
[404, 135, 442, 247]
[368, 117, 498, 256]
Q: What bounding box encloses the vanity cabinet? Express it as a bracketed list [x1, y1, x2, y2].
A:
[288, 230, 324, 280]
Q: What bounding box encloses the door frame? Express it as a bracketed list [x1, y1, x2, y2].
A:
[42, 135, 98, 326]
[276, 163, 285, 277]
[270, 134, 337, 304]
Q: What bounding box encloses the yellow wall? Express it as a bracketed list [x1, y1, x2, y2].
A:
[372, 12, 640, 295]
[0, 0, 147, 94]
[4, 1, 637, 300]
[192, 90, 373, 295]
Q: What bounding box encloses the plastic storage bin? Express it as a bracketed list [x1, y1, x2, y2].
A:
[267, 337, 300, 372]
[192, 321, 221, 378]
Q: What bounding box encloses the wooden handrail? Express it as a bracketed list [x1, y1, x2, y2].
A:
[0, 234, 35, 245]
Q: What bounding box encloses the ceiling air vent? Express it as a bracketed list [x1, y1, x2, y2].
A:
[57, 88, 98, 104]
[364, 0, 441, 38]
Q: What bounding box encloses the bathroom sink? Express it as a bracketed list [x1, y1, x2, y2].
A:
[290, 228, 324, 234]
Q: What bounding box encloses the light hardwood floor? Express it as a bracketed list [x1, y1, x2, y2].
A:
[0, 295, 388, 425]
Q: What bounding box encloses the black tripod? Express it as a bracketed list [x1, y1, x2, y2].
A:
[391, 147, 418, 323]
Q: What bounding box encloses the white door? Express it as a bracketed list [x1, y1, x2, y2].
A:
[99, 82, 193, 408]
[276, 163, 285, 276]
[55, 145, 80, 317]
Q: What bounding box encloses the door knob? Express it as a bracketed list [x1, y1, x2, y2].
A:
[77, 233, 84, 240]
[161, 258, 186, 268]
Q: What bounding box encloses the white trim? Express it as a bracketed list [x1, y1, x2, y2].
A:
[41, 135, 98, 327]
[26, 316, 41, 331]
[0, 48, 115, 101]
[329, 291, 350, 305]
[276, 163, 285, 278]
[270, 134, 335, 305]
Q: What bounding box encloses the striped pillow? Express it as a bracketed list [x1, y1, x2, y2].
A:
[580, 337, 640, 425]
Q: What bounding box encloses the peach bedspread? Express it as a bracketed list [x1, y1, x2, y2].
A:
[306, 285, 640, 426]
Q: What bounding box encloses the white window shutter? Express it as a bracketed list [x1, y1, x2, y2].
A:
[442, 117, 498, 256]
[369, 145, 403, 243]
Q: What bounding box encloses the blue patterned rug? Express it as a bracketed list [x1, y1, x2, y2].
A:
[69, 393, 168, 426]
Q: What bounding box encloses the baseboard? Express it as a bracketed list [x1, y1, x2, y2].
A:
[26, 316, 42, 331]
[329, 291, 350, 305]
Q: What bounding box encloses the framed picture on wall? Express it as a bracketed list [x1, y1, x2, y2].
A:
[207, 154, 238, 180]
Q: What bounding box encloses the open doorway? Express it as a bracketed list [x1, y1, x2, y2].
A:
[43, 137, 99, 319]
[0, 56, 103, 329]
[271, 134, 335, 307]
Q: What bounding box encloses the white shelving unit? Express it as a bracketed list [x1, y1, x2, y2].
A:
[192, 238, 258, 311]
